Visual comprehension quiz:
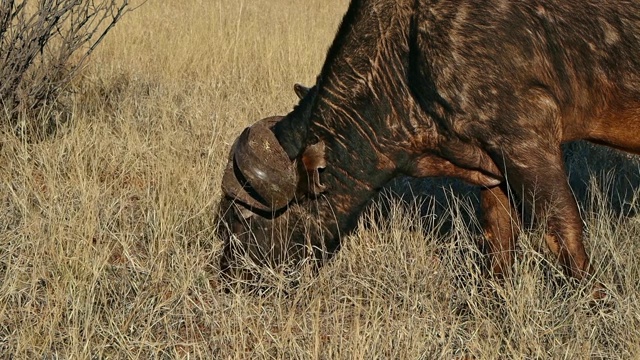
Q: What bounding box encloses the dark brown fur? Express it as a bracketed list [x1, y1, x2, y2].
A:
[218, 0, 640, 294]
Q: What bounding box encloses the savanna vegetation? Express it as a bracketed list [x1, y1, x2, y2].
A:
[1, 0, 639, 358]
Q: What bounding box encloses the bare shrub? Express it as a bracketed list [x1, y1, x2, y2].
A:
[0, 0, 131, 138]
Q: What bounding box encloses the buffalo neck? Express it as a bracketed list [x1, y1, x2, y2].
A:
[284, 0, 425, 245]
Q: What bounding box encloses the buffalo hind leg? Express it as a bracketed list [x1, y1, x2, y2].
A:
[480, 183, 520, 278]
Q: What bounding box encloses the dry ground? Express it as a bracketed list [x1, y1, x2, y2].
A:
[1, 0, 640, 358]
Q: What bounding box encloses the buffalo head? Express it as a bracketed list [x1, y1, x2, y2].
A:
[216, 84, 334, 282]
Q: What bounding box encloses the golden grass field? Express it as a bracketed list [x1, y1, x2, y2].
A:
[1, 0, 640, 358]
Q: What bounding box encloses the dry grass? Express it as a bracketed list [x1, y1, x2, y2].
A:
[1, 0, 640, 358]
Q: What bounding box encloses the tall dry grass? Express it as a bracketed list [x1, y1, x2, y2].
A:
[1, 0, 639, 358]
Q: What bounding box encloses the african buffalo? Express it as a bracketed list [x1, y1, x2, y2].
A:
[217, 0, 640, 295]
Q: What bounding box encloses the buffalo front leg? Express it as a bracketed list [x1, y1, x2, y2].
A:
[499, 147, 594, 282]
[480, 183, 520, 278]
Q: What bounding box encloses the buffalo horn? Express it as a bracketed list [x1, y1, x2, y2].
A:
[222, 116, 298, 211]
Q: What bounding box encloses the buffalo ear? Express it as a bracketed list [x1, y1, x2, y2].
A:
[299, 141, 327, 196]
[294, 83, 311, 99]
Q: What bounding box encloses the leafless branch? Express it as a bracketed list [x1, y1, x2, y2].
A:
[0, 0, 133, 137]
